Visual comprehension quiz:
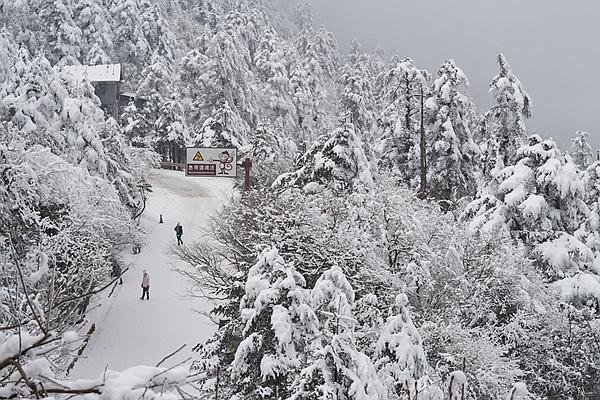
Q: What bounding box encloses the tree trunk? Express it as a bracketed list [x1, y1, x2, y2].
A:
[418, 86, 427, 199]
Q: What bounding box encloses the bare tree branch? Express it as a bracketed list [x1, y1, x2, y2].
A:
[156, 344, 187, 367]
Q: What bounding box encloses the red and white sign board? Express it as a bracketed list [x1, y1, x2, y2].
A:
[185, 147, 237, 177]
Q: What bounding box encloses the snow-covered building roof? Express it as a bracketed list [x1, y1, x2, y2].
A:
[62, 64, 122, 82]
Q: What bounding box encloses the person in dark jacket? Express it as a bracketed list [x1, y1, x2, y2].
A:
[174, 222, 183, 245]
[140, 270, 150, 300]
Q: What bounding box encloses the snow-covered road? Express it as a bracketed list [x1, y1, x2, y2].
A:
[70, 168, 234, 378]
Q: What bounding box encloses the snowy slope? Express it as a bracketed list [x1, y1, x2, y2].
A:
[70, 168, 234, 379]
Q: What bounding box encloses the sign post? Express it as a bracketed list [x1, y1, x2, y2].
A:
[185, 147, 237, 178]
[241, 158, 252, 191]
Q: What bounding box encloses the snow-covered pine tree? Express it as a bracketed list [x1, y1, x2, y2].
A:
[374, 293, 429, 400]
[72, 0, 113, 65]
[192, 101, 245, 149]
[311, 265, 355, 334]
[575, 202, 600, 256]
[255, 29, 297, 129]
[154, 94, 190, 163]
[479, 54, 532, 178]
[289, 59, 325, 139]
[288, 265, 386, 400]
[290, 26, 339, 139]
[582, 158, 600, 206]
[375, 58, 430, 186]
[353, 293, 384, 357]
[3, 37, 118, 180]
[109, 0, 151, 80]
[230, 247, 319, 399]
[292, 3, 313, 34]
[0, 2, 38, 54]
[99, 117, 148, 212]
[139, 0, 177, 63]
[250, 122, 296, 186]
[426, 59, 478, 204]
[465, 135, 586, 236]
[575, 159, 600, 269]
[273, 120, 373, 192]
[311, 119, 374, 191]
[570, 130, 594, 170]
[251, 122, 290, 164]
[178, 14, 256, 138]
[463, 135, 589, 279]
[136, 51, 174, 122]
[119, 100, 153, 148]
[304, 27, 339, 80]
[338, 39, 376, 133]
[36, 0, 83, 66]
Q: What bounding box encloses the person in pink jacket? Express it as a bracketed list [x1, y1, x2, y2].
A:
[140, 270, 150, 300]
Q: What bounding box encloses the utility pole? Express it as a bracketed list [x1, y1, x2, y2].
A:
[418, 86, 427, 199]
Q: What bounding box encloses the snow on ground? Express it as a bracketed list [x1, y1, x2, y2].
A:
[70, 168, 234, 379]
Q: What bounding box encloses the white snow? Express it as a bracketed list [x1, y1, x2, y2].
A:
[29, 252, 49, 284]
[519, 194, 546, 219]
[552, 273, 600, 302]
[448, 370, 467, 399]
[0, 332, 44, 363]
[62, 64, 122, 82]
[508, 382, 530, 399]
[70, 168, 233, 378]
[303, 181, 322, 194]
[536, 233, 593, 273]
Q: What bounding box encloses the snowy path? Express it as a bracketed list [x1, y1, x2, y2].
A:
[70, 169, 233, 378]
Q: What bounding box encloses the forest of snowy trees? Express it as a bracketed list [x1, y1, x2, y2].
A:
[1, 0, 600, 399]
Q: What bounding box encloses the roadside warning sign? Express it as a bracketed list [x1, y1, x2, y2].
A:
[186, 147, 237, 178]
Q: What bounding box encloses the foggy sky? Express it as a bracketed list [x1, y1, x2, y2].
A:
[302, 0, 600, 150]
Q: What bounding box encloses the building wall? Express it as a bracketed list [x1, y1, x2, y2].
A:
[94, 82, 120, 119]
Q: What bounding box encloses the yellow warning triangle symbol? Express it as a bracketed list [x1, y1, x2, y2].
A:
[193, 151, 204, 161]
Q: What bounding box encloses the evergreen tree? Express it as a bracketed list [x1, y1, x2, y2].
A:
[248, 122, 295, 187]
[353, 293, 383, 357]
[570, 130, 594, 170]
[178, 17, 256, 138]
[480, 54, 532, 177]
[109, 0, 151, 80]
[290, 26, 339, 139]
[292, 3, 313, 34]
[72, 0, 113, 64]
[137, 51, 174, 122]
[139, 0, 177, 63]
[289, 266, 386, 400]
[255, 29, 297, 129]
[463, 135, 589, 278]
[154, 94, 190, 163]
[374, 293, 429, 399]
[338, 39, 376, 133]
[119, 101, 153, 148]
[192, 101, 245, 149]
[231, 247, 319, 399]
[465, 135, 586, 236]
[274, 120, 373, 192]
[189, 0, 221, 30]
[426, 59, 478, 203]
[375, 58, 429, 186]
[36, 0, 83, 65]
